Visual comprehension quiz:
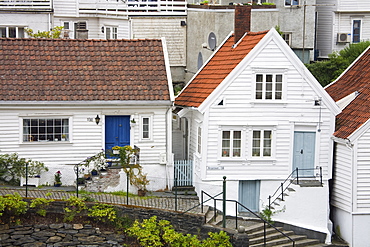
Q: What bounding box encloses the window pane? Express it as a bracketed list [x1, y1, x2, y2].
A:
[275, 83, 282, 100]
[266, 83, 272, 99]
[276, 74, 282, 82]
[266, 74, 273, 82]
[222, 131, 230, 157]
[106, 27, 111, 39]
[0, 27, 5, 38]
[256, 74, 263, 82]
[256, 83, 263, 99]
[18, 27, 24, 38]
[142, 117, 150, 139]
[9, 27, 16, 38]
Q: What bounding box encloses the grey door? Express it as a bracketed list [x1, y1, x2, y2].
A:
[293, 131, 315, 177]
[239, 180, 260, 213]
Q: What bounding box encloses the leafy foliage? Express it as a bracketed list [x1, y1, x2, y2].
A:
[30, 197, 54, 217]
[0, 153, 48, 185]
[88, 203, 117, 223]
[63, 196, 87, 222]
[306, 41, 370, 86]
[0, 193, 28, 217]
[25, 26, 63, 39]
[126, 216, 232, 247]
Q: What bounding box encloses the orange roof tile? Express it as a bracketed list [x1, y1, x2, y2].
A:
[0, 38, 170, 102]
[175, 31, 268, 107]
[325, 48, 370, 139]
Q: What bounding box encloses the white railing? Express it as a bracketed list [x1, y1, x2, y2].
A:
[79, 0, 187, 16]
[0, 0, 52, 11]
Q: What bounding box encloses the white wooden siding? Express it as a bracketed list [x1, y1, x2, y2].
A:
[337, 0, 370, 12]
[331, 142, 352, 212]
[197, 40, 335, 180]
[54, 0, 78, 17]
[131, 17, 186, 66]
[333, 13, 370, 53]
[356, 131, 370, 211]
[316, 0, 335, 58]
[0, 105, 170, 186]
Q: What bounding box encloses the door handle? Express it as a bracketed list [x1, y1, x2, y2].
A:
[115, 137, 118, 139]
[300, 149, 303, 154]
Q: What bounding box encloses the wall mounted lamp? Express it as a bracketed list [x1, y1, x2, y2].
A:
[95, 115, 100, 125]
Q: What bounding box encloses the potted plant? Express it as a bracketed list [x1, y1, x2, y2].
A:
[61, 134, 67, 141]
[112, 146, 121, 155]
[54, 171, 62, 187]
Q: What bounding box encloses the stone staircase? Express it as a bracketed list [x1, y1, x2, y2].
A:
[81, 167, 122, 192]
[204, 208, 328, 247]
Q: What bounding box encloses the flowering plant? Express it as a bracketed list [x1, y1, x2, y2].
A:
[84, 150, 106, 171]
[54, 171, 62, 185]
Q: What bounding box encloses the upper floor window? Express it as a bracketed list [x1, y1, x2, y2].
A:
[0, 26, 24, 38]
[252, 130, 272, 157]
[222, 130, 242, 158]
[23, 118, 69, 142]
[282, 33, 292, 46]
[104, 26, 118, 39]
[285, 0, 299, 6]
[352, 20, 361, 43]
[255, 73, 283, 100]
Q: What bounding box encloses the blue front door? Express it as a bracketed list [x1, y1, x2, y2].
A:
[105, 116, 130, 152]
[293, 131, 315, 177]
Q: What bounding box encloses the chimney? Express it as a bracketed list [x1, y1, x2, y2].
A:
[234, 5, 251, 44]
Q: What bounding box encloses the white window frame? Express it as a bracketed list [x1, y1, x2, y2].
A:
[285, 0, 299, 6]
[352, 19, 362, 43]
[104, 26, 118, 39]
[219, 127, 245, 159]
[255, 73, 284, 100]
[249, 127, 275, 159]
[21, 117, 71, 143]
[0, 26, 25, 38]
[140, 115, 153, 141]
[197, 126, 202, 154]
[282, 33, 292, 46]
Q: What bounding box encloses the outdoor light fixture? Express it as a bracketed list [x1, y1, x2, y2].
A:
[95, 115, 100, 125]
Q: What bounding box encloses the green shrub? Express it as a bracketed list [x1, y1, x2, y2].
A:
[63, 196, 87, 222]
[0, 193, 28, 216]
[0, 153, 48, 185]
[88, 203, 116, 223]
[30, 197, 54, 217]
[126, 216, 232, 247]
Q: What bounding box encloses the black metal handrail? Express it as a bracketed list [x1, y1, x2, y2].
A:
[183, 191, 295, 246]
[216, 198, 295, 247]
[268, 167, 323, 210]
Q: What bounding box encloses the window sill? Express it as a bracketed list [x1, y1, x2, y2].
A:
[251, 101, 288, 106]
[218, 157, 246, 162]
[21, 141, 72, 145]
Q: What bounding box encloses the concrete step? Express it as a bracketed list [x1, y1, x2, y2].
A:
[272, 238, 322, 247]
[250, 234, 308, 247]
[248, 227, 286, 239]
[249, 230, 296, 246]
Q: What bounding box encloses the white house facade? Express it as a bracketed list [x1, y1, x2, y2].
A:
[0, 38, 174, 191]
[316, 0, 370, 59]
[175, 28, 340, 242]
[325, 47, 370, 247]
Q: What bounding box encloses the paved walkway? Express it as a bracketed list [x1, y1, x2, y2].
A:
[0, 186, 203, 214]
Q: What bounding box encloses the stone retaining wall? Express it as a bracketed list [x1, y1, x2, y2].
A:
[0, 201, 249, 246]
[0, 223, 125, 246]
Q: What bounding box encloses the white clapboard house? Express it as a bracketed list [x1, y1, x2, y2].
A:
[0, 37, 174, 191]
[174, 28, 341, 242]
[325, 46, 370, 247]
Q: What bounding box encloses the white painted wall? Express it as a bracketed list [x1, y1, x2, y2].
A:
[0, 103, 172, 191]
[179, 31, 338, 238]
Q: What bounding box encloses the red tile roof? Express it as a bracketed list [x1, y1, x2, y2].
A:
[0, 38, 171, 101]
[325, 48, 370, 139]
[175, 31, 268, 107]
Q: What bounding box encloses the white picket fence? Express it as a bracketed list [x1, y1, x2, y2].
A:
[174, 160, 193, 187]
